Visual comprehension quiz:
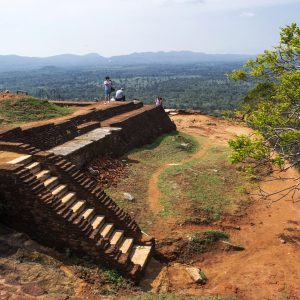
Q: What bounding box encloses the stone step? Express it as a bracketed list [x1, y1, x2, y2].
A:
[8, 154, 32, 165]
[77, 121, 100, 135]
[25, 162, 41, 174]
[44, 176, 59, 190]
[100, 223, 114, 238]
[52, 184, 68, 198]
[58, 194, 77, 213]
[119, 238, 134, 254]
[60, 192, 77, 205]
[35, 170, 51, 181]
[82, 208, 95, 222]
[71, 200, 86, 214]
[130, 245, 152, 270]
[91, 216, 105, 229]
[110, 230, 124, 247]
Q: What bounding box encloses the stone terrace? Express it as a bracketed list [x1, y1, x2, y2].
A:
[0, 100, 176, 280]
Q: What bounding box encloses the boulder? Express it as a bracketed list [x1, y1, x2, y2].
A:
[123, 192, 135, 201]
[185, 266, 208, 284]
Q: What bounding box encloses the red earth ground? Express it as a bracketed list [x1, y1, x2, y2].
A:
[141, 114, 300, 300]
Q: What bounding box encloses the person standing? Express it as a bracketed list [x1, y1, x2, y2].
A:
[103, 76, 113, 103]
[155, 96, 163, 106]
[115, 88, 126, 101]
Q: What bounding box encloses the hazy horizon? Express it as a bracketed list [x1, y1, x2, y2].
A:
[0, 51, 255, 58]
[1, 0, 300, 57]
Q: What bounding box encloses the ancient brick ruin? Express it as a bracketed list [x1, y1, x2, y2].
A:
[0, 101, 176, 281]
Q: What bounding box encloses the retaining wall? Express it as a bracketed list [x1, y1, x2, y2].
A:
[0, 101, 143, 150]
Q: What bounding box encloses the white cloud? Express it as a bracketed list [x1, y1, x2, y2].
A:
[240, 11, 255, 18]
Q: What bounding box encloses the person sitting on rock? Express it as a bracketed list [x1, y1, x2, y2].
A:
[115, 88, 126, 101]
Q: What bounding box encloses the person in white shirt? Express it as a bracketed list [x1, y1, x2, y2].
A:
[115, 88, 126, 101]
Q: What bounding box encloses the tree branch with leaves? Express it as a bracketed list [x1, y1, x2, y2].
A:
[228, 23, 300, 202]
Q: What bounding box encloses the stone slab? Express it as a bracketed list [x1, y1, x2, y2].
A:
[130, 245, 152, 269]
[50, 139, 93, 156]
[74, 128, 113, 141]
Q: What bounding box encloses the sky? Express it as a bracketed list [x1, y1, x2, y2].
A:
[1, 0, 300, 57]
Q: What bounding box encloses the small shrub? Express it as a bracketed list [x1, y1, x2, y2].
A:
[180, 230, 229, 261]
[203, 230, 229, 241]
[103, 269, 125, 285]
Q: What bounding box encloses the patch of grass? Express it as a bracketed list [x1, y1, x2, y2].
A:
[128, 131, 199, 162]
[158, 144, 250, 222]
[105, 132, 200, 231]
[123, 294, 235, 300]
[0, 96, 72, 127]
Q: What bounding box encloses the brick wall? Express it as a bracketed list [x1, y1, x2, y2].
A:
[109, 105, 176, 152]
[0, 101, 143, 150]
[0, 163, 142, 280]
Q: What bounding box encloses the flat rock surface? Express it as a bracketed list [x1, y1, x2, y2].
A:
[50, 139, 93, 156]
[75, 127, 121, 141]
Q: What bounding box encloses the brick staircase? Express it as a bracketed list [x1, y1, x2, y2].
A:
[0, 101, 176, 282]
[5, 153, 154, 281]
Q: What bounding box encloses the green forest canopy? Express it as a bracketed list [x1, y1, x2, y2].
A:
[0, 63, 252, 115]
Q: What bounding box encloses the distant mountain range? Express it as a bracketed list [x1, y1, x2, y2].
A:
[0, 51, 254, 72]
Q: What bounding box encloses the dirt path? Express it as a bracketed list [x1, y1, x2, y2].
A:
[146, 114, 300, 299]
[147, 137, 210, 214]
[147, 114, 251, 217]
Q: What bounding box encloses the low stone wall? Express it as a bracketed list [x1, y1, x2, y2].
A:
[108, 105, 176, 151]
[0, 102, 176, 169]
[57, 105, 176, 167]
[0, 101, 143, 150]
[50, 128, 127, 168]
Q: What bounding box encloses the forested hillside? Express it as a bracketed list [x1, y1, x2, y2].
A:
[0, 62, 252, 115]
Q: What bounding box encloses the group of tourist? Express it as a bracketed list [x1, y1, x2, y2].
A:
[102, 76, 163, 107]
[103, 76, 125, 103]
